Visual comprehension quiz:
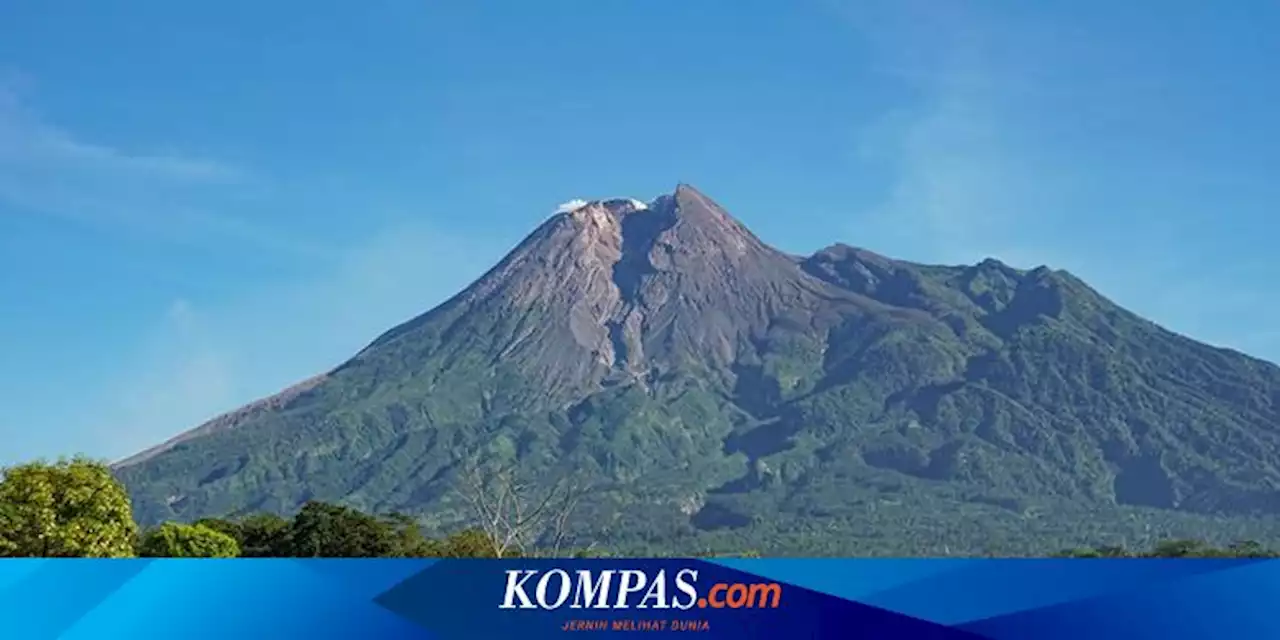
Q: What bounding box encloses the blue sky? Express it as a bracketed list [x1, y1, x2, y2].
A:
[1, 1, 1277, 465]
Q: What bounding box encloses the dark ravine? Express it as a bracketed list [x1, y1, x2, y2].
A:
[115, 184, 1280, 555]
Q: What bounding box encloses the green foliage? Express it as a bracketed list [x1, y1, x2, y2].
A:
[0, 458, 137, 558]
[1057, 539, 1279, 558]
[138, 522, 240, 558]
[283, 501, 466, 558]
[1053, 546, 1129, 558]
[381, 512, 443, 557]
[110, 229, 1280, 556]
[2, 456, 1271, 558]
[1141, 539, 1278, 558]
[190, 517, 243, 543]
[431, 528, 501, 558]
[189, 504, 506, 558]
[240, 513, 292, 556]
[287, 501, 397, 557]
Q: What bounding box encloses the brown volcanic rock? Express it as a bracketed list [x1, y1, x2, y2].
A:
[337, 184, 918, 402]
[610, 185, 840, 370]
[114, 184, 1280, 554]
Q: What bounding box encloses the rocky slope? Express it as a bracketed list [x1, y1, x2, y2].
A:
[115, 185, 1280, 555]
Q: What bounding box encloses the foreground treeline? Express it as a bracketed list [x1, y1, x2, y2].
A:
[0, 458, 517, 558]
[1055, 539, 1279, 558]
[1, 458, 1277, 558]
[158, 504, 502, 558]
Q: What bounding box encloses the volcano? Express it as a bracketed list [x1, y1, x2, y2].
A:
[116, 185, 1280, 555]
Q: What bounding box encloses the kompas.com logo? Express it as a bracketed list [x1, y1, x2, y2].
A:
[499, 568, 783, 611]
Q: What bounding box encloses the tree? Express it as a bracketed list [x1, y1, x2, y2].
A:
[457, 462, 589, 557]
[1053, 545, 1131, 558]
[1054, 539, 1280, 558]
[1145, 539, 1216, 558]
[0, 458, 137, 557]
[234, 513, 292, 557]
[381, 512, 445, 557]
[285, 501, 409, 557]
[138, 522, 240, 558]
[192, 517, 243, 543]
[434, 528, 500, 558]
[1223, 540, 1279, 558]
[201, 506, 504, 558]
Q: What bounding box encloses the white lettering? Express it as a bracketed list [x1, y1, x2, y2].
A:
[637, 569, 669, 609]
[500, 570, 538, 609]
[571, 570, 615, 609]
[535, 569, 572, 609]
[672, 569, 699, 610]
[614, 570, 648, 609]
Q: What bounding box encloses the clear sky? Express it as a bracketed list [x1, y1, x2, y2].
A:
[1, 1, 1277, 465]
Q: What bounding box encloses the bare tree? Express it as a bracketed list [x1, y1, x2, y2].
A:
[456, 461, 590, 558]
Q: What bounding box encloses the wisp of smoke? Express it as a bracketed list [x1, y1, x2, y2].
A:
[554, 199, 589, 214]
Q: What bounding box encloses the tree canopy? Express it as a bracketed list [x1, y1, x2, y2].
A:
[1, 458, 1276, 558]
[0, 457, 137, 557]
[1055, 539, 1279, 558]
[138, 522, 240, 558]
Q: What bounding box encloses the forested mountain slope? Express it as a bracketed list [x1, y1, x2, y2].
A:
[115, 185, 1280, 555]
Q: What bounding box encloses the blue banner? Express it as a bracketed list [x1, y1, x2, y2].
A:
[3, 558, 1279, 639]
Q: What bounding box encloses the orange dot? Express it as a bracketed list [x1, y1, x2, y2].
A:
[697, 598, 707, 608]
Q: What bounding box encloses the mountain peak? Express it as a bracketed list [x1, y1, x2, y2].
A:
[116, 182, 1280, 555]
[673, 182, 701, 197]
[555, 197, 650, 216]
[662, 182, 724, 216]
[551, 184, 724, 219]
[539, 185, 765, 264]
[398, 184, 827, 385]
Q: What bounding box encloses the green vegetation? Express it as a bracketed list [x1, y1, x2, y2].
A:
[0, 460, 516, 558]
[138, 522, 240, 558]
[1057, 539, 1279, 558]
[108, 191, 1280, 555]
[110, 253, 1280, 555]
[0, 457, 137, 557]
[2, 460, 1277, 558]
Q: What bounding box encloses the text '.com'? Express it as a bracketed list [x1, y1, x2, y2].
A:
[499, 569, 783, 610]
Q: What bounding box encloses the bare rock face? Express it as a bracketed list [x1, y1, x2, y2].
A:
[115, 184, 1280, 555]
[611, 185, 820, 371]
[345, 184, 884, 401]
